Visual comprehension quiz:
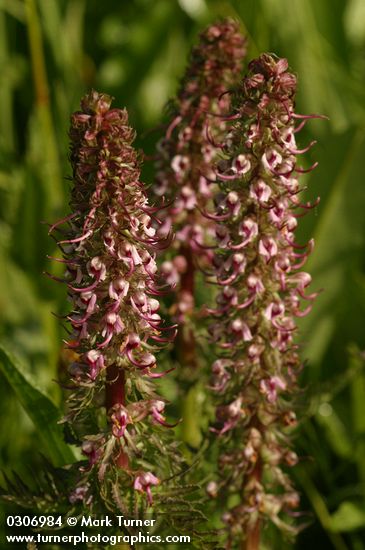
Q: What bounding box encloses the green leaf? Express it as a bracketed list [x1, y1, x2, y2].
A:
[180, 383, 205, 448]
[0, 344, 75, 466]
[344, 0, 365, 45]
[298, 128, 365, 368]
[330, 501, 365, 532]
[315, 407, 352, 459]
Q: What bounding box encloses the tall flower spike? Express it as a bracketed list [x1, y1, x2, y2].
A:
[49, 91, 179, 511]
[153, 19, 247, 368]
[205, 54, 321, 548]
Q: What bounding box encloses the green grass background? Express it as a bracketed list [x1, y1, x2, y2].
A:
[1, 0, 365, 548]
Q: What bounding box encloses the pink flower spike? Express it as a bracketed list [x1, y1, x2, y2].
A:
[203, 52, 322, 543]
[49, 91, 181, 509]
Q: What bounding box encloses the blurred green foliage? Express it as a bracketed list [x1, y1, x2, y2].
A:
[1, 0, 365, 548]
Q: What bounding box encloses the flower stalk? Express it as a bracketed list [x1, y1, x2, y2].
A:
[49, 91, 179, 511]
[154, 19, 247, 371]
[204, 54, 321, 548]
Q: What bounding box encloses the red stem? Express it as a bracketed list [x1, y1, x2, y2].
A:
[244, 460, 262, 550]
[106, 364, 128, 469]
[245, 520, 260, 550]
[106, 363, 126, 410]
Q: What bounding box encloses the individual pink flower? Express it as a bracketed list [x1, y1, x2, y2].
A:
[134, 472, 160, 506]
[260, 376, 287, 403]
